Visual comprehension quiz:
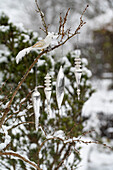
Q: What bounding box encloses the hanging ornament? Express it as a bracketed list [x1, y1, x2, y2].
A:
[44, 73, 52, 113]
[32, 87, 41, 130]
[56, 66, 65, 110]
[74, 49, 82, 100]
[74, 49, 81, 57]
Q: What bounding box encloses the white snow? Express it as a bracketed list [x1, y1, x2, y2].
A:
[82, 83, 113, 117]
[0, 25, 9, 32]
[29, 143, 37, 150]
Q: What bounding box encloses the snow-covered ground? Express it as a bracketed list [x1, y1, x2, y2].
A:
[78, 139, 113, 170]
[83, 79, 113, 117]
[79, 79, 113, 170]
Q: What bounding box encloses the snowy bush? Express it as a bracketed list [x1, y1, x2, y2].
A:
[0, 13, 94, 169]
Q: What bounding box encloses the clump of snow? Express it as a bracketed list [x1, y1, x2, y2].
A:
[0, 25, 9, 32]
[53, 130, 65, 139]
[38, 59, 46, 66]
[82, 58, 88, 66]
[29, 143, 37, 150]
[21, 33, 30, 43]
[82, 67, 92, 78]
[14, 23, 26, 32]
[12, 127, 22, 136]
[32, 31, 39, 39]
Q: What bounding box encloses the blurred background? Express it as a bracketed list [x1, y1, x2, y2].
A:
[0, 0, 113, 169]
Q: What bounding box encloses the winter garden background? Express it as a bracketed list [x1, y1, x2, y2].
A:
[0, 0, 113, 169]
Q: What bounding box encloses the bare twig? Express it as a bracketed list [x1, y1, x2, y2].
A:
[35, 0, 48, 35]
[58, 8, 70, 41]
[58, 13, 63, 35]
[62, 8, 70, 39]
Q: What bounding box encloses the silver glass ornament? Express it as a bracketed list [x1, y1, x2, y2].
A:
[56, 66, 65, 109]
[32, 87, 41, 130]
[44, 73, 52, 113]
[74, 50, 82, 100]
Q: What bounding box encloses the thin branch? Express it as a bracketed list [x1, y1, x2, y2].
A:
[8, 121, 34, 131]
[62, 8, 70, 39]
[58, 13, 63, 35]
[35, 0, 48, 35]
[55, 144, 71, 169]
[81, 5, 89, 19]
[58, 8, 70, 41]
[0, 151, 42, 170]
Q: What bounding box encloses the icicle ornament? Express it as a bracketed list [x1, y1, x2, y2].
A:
[44, 73, 52, 113]
[56, 66, 65, 109]
[74, 49, 82, 100]
[32, 87, 41, 130]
